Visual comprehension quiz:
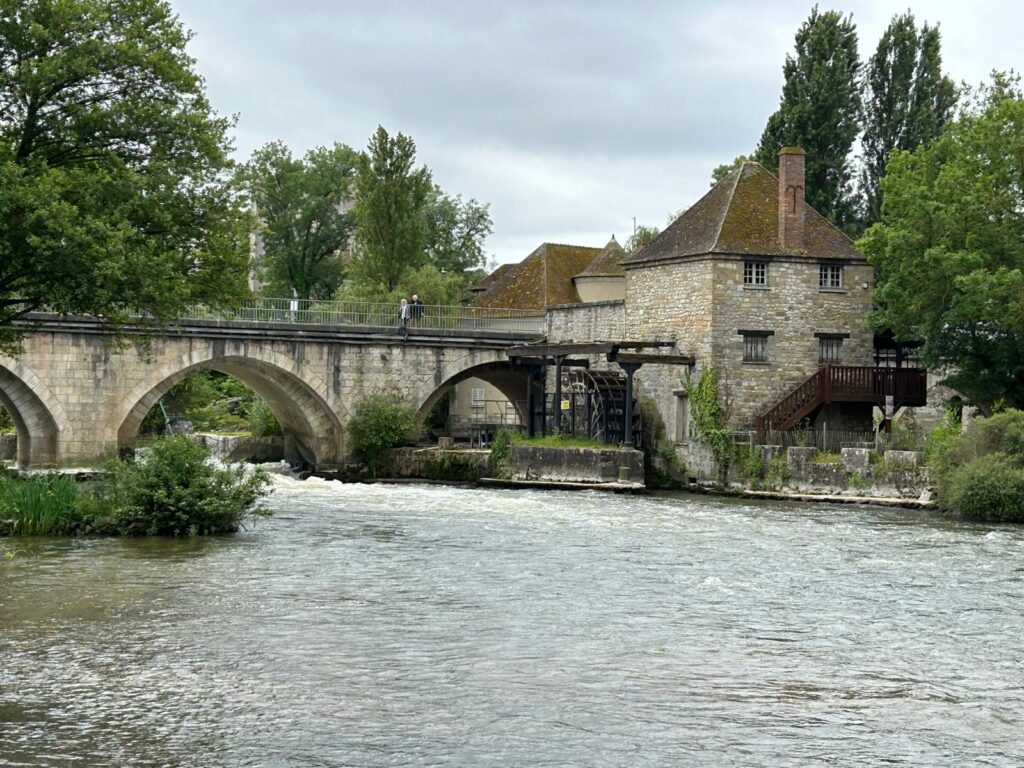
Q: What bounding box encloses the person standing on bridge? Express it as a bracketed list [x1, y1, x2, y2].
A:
[398, 298, 410, 337]
[411, 294, 424, 325]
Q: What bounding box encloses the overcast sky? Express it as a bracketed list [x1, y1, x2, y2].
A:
[171, 0, 1022, 265]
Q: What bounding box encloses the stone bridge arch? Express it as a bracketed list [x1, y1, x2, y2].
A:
[0, 355, 69, 467]
[116, 348, 347, 469]
[414, 360, 533, 422]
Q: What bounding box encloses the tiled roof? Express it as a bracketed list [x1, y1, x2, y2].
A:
[473, 243, 602, 309]
[575, 236, 627, 278]
[623, 161, 862, 266]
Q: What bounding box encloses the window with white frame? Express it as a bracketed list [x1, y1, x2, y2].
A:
[819, 263, 843, 289]
[470, 387, 485, 408]
[743, 261, 767, 286]
[739, 330, 773, 363]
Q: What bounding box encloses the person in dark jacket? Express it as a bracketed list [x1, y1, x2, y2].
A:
[410, 294, 425, 325]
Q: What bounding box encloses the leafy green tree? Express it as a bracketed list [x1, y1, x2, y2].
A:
[626, 225, 660, 253]
[242, 141, 358, 299]
[350, 126, 433, 292]
[710, 155, 749, 186]
[861, 74, 1024, 410]
[753, 6, 861, 224]
[423, 187, 492, 275]
[0, 0, 249, 351]
[335, 263, 466, 307]
[860, 13, 957, 225]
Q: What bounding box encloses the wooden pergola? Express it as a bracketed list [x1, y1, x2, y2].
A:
[506, 342, 694, 445]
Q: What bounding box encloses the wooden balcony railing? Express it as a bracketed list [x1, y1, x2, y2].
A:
[755, 365, 928, 433]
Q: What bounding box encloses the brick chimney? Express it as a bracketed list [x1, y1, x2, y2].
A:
[778, 147, 805, 252]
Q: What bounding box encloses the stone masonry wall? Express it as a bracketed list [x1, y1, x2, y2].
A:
[545, 301, 625, 343]
[710, 257, 874, 427]
[544, 301, 626, 392]
[623, 261, 709, 445]
[623, 255, 874, 437]
[507, 445, 644, 484]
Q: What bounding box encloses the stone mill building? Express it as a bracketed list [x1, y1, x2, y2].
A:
[467, 148, 926, 460]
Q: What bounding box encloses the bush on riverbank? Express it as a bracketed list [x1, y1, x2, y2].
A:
[347, 395, 423, 476]
[0, 438, 272, 537]
[934, 409, 1024, 522]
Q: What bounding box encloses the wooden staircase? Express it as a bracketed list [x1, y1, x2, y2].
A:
[754, 365, 928, 433]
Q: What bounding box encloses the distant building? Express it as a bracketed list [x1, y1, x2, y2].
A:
[471, 242, 604, 309]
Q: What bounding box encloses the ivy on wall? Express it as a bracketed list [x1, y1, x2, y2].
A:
[684, 367, 733, 484]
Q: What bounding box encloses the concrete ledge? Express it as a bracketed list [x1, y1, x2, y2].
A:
[479, 477, 644, 493]
[507, 445, 644, 485]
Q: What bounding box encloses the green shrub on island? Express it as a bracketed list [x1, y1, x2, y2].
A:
[1, 438, 272, 537]
[245, 398, 283, 437]
[489, 428, 517, 477]
[98, 437, 271, 536]
[0, 403, 14, 434]
[347, 395, 423, 476]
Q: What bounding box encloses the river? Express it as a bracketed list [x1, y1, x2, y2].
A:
[2, 476, 1023, 766]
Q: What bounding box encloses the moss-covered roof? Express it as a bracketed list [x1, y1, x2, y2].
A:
[473, 242, 602, 309]
[575, 236, 627, 278]
[470, 263, 513, 293]
[623, 161, 862, 266]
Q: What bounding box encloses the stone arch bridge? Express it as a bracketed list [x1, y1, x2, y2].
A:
[2, 310, 543, 469]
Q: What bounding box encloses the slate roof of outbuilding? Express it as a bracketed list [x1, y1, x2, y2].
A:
[623, 161, 862, 266]
[473, 242, 602, 309]
[574, 236, 628, 278]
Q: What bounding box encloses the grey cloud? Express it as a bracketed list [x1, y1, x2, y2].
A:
[172, 0, 1023, 262]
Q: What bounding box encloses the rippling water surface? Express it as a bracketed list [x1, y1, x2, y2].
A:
[3, 477, 1024, 766]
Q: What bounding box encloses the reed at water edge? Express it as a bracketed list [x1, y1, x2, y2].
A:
[0, 473, 85, 536]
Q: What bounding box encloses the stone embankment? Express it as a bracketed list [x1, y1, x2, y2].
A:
[737, 445, 931, 503]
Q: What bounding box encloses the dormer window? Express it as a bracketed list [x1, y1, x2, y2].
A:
[743, 261, 767, 286]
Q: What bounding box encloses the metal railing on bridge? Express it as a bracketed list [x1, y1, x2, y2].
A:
[180, 297, 546, 335]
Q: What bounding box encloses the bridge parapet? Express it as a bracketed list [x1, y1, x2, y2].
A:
[181, 297, 545, 335]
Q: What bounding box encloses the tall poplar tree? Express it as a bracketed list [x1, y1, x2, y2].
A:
[350, 127, 433, 292]
[860, 13, 957, 224]
[753, 6, 861, 224]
